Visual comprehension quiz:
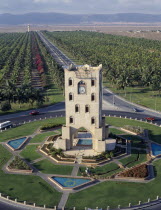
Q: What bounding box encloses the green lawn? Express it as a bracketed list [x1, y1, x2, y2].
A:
[79, 163, 122, 178]
[109, 128, 125, 135]
[0, 145, 61, 207]
[0, 117, 65, 142]
[30, 131, 57, 143]
[106, 117, 161, 144]
[20, 145, 42, 162]
[120, 149, 147, 167]
[0, 145, 12, 168]
[33, 159, 73, 175]
[105, 82, 161, 112]
[66, 159, 161, 209]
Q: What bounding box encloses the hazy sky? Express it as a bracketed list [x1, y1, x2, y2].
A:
[0, 0, 161, 14]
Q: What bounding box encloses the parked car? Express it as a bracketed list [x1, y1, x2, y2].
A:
[29, 110, 39, 115]
[145, 117, 155, 121]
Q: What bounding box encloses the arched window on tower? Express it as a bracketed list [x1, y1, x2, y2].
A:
[91, 79, 95, 86]
[91, 93, 95, 101]
[91, 117, 95, 125]
[69, 116, 74, 124]
[69, 93, 73, 101]
[75, 104, 80, 113]
[69, 78, 73, 86]
[85, 105, 90, 113]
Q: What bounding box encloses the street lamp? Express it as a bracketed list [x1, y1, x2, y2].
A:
[113, 94, 115, 106]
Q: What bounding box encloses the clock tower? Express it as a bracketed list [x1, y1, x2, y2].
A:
[56, 64, 109, 153]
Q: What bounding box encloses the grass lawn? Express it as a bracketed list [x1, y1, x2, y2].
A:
[106, 117, 161, 144]
[0, 145, 61, 207]
[66, 159, 161, 209]
[30, 131, 57, 143]
[33, 159, 73, 175]
[109, 128, 125, 135]
[90, 162, 119, 175]
[0, 145, 12, 168]
[104, 82, 161, 112]
[20, 145, 42, 162]
[79, 163, 122, 178]
[120, 149, 147, 167]
[0, 117, 65, 142]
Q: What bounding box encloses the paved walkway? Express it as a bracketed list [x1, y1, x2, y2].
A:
[113, 159, 124, 169]
[58, 192, 70, 209]
[71, 164, 79, 176]
[31, 157, 46, 164]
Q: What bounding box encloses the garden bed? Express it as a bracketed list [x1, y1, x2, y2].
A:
[7, 156, 33, 173]
[117, 164, 149, 179]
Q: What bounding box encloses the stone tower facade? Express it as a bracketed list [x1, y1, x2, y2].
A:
[57, 64, 109, 153]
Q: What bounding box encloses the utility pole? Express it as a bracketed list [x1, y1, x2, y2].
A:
[155, 96, 157, 110]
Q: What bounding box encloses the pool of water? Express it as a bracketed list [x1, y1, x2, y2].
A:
[77, 139, 92, 146]
[8, 137, 27, 150]
[151, 143, 161, 156]
[51, 176, 91, 188]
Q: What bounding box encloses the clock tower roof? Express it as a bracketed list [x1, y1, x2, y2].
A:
[65, 64, 102, 72]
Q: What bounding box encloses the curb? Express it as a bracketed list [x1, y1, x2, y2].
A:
[104, 87, 161, 115]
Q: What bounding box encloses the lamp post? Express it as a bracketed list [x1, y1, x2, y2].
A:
[113, 94, 115, 106]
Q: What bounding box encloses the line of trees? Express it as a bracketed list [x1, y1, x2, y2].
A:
[35, 32, 64, 90]
[0, 80, 45, 111]
[43, 31, 161, 93]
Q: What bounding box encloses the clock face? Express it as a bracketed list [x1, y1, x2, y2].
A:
[79, 86, 86, 94]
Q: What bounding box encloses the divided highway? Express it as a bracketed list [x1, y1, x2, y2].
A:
[37, 31, 75, 66]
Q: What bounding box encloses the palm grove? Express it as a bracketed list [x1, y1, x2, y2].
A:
[0, 32, 64, 112]
[44, 31, 161, 93]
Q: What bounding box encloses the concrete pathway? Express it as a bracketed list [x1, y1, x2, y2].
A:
[58, 192, 70, 209]
[113, 159, 125, 169]
[31, 157, 46, 164]
[71, 164, 79, 176]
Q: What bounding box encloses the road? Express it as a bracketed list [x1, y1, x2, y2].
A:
[37, 31, 75, 66]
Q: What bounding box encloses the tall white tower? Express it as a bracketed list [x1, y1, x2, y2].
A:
[56, 64, 109, 153]
[28, 24, 30, 32]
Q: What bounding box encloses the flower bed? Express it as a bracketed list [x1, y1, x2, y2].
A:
[118, 164, 148, 178]
[82, 147, 126, 162]
[123, 125, 144, 135]
[8, 156, 31, 171]
[40, 143, 75, 163]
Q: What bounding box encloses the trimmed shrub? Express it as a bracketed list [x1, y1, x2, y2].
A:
[123, 125, 144, 134]
[40, 123, 62, 130]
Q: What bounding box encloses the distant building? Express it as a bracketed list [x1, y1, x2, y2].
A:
[28, 24, 30, 32]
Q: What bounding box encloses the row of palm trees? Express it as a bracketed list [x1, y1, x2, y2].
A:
[43, 31, 161, 92]
[0, 81, 45, 110]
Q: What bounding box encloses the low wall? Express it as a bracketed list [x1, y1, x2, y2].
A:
[6, 166, 33, 174]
